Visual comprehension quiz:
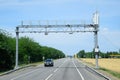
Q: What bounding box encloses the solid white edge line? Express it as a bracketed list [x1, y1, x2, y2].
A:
[73, 60, 85, 80]
[77, 59, 111, 80]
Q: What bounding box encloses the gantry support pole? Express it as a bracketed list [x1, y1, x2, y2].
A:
[94, 29, 99, 69]
[15, 27, 19, 69]
[93, 11, 99, 69]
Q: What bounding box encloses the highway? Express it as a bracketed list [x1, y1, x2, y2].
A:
[0, 58, 107, 80]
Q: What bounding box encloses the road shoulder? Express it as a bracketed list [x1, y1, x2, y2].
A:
[77, 58, 120, 80]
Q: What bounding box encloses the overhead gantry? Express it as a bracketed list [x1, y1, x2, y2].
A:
[15, 11, 99, 69]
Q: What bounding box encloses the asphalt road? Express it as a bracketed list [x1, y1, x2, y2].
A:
[0, 58, 107, 80]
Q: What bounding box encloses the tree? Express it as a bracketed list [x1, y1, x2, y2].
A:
[77, 50, 85, 58]
[0, 30, 15, 71]
[0, 29, 65, 72]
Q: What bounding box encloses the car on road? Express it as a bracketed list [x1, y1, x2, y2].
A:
[44, 59, 54, 67]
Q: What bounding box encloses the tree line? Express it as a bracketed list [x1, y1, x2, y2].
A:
[76, 50, 120, 58]
[0, 29, 65, 72]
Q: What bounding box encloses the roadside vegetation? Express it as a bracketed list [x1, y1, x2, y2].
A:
[100, 67, 120, 79]
[76, 50, 120, 79]
[81, 58, 120, 79]
[0, 29, 65, 72]
[76, 50, 120, 58]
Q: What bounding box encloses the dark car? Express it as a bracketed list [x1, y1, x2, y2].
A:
[44, 59, 54, 67]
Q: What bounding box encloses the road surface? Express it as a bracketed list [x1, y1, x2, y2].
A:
[0, 58, 107, 80]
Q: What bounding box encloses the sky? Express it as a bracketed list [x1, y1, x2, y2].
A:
[0, 0, 120, 55]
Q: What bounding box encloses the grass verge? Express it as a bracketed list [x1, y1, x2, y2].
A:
[19, 61, 43, 67]
[100, 68, 120, 79]
[0, 61, 43, 75]
[80, 58, 120, 79]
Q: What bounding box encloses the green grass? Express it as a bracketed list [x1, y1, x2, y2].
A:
[19, 61, 43, 67]
[0, 61, 43, 74]
[100, 68, 120, 79]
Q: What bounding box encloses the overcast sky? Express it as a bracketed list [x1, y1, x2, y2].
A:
[0, 0, 120, 55]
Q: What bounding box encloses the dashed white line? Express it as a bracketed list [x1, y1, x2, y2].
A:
[45, 74, 53, 80]
[44, 59, 68, 80]
[53, 59, 68, 73]
[11, 59, 68, 80]
[10, 69, 39, 80]
[73, 60, 85, 80]
[54, 68, 58, 73]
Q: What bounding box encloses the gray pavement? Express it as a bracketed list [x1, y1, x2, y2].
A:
[0, 58, 107, 80]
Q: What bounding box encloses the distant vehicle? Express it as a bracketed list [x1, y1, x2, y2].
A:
[44, 59, 54, 67]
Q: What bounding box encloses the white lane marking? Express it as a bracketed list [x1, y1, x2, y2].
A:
[11, 69, 40, 80]
[11, 59, 68, 80]
[73, 60, 85, 80]
[59, 59, 68, 67]
[54, 59, 68, 73]
[44, 59, 68, 80]
[54, 68, 58, 72]
[45, 74, 53, 80]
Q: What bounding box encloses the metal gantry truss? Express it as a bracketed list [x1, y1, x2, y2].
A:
[17, 24, 98, 34]
[15, 11, 99, 69]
